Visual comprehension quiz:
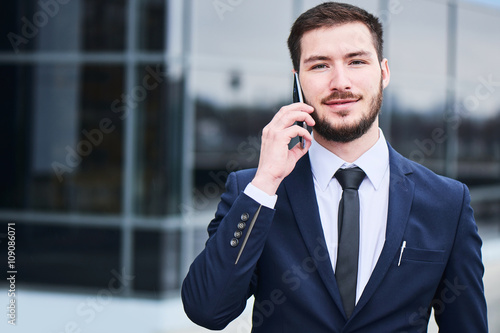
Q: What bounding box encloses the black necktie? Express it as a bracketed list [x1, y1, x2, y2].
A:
[334, 166, 366, 319]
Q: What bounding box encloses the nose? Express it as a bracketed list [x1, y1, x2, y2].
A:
[328, 66, 351, 91]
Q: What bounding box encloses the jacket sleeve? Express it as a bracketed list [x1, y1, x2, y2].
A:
[181, 171, 276, 330]
[433, 184, 488, 332]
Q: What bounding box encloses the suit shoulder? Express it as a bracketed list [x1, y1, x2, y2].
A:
[391, 147, 466, 195]
[411, 159, 463, 189]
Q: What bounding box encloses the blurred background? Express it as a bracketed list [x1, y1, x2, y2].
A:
[0, 0, 499, 332]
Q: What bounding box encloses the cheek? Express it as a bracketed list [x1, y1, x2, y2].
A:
[302, 82, 323, 104]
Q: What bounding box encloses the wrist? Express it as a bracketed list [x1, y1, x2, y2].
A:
[251, 173, 282, 196]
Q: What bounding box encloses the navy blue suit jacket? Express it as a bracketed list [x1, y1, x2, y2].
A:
[182, 143, 488, 332]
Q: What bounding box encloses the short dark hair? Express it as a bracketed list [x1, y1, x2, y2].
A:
[287, 2, 384, 71]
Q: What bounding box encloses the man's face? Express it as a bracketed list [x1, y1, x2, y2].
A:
[298, 22, 390, 143]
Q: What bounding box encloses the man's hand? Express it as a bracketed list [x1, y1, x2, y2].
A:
[251, 102, 315, 195]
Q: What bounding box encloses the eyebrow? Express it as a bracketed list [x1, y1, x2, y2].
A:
[303, 55, 332, 64]
[303, 50, 374, 64]
[345, 50, 373, 59]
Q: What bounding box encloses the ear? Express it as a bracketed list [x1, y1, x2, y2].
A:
[381, 58, 390, 89]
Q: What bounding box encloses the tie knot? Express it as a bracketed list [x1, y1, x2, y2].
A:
[335, 167, 366, 190]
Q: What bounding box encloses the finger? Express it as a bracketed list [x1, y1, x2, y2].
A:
[272, 109, 316, 130]
[277, 125, 313, 146]
[274, 103, 314, 120]
[288, 102, 314, 113]
[289, 136, 313, 159]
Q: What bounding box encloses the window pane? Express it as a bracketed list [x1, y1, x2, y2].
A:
[0, 64, 33, 208]
[193, 69, 290, 208]
[388, 84, 447, 173]
[0, 64, 125, 213]
[134, 65, 184, 216]
[83, 0, 126, 51]
[385, 0, 448, 172]
[191, 0, 292, 62]
[138, 0, 166, 51]
[2, 0, 128, 53]
[2, 1, 83, 53]
[456, 5, 500, 185]
[12, 223, 121, 289]
[133, 230, 181, 292]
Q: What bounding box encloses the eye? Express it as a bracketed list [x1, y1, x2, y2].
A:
[350, 60, 367, 66]
[311, 64, 328, 70]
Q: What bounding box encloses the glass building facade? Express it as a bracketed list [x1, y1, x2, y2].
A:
[1, 0, 499, 299]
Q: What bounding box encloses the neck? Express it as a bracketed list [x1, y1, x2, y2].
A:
[313, 123, 380, 163]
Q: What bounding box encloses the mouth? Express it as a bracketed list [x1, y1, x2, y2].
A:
[323, 98, 360, 110]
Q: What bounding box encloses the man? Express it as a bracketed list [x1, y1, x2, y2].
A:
[182, 2, 488, 332]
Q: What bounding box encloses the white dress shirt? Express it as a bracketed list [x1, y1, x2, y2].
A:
[308, 129, 390, 303]
[244, 129, 390, 303]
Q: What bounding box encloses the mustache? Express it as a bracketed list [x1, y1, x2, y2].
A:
[321, 91, 362, 104]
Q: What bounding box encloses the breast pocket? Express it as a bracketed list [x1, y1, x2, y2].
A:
[402, 247, 445, 263]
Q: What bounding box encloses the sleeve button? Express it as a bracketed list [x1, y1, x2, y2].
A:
[241, 213, 250, 222]
[230, 238, 239, 247]
[234, 230, 243, 239]
[237, 222, 246, 230]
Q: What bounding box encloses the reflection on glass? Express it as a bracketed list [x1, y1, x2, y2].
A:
[133, 230, 181, 292]
[14, 223, 121, 288]
[83, 0, 126, 51]
[193, 70, 291, 208]
[388, 85, 447, 174]
[138, 0, 166, 51]
[456, 5, 500, 186]
[191, 0, 292, 61]
[2, 0, 83, 52]
[0, 64, 125, 213]
[135, 65, 184, 216]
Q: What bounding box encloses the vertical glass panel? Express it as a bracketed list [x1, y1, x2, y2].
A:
[83, 0, 126, 51]
[193, 69, 290, 209]
[138, 0, 166, 51]
[455, 5, 500, 200]
[70, 65, 124, 213]
[191, 0, 292, 62]
[0, 64, 125, 213]
[133, 230, 181, 292]
[385, 1, 448, 173]
[0, 64, 33, 208]
[0, 2, 27, 51]
[388, 84, 447, 172]
[2, 0, 83, 53]
[135, 64, 184, 216]
[387, 1, 447, 79]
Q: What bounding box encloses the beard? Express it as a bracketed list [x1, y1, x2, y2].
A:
[311, 79, 383, 143]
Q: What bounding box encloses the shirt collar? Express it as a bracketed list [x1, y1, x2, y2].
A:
[309, 129, 389, 191]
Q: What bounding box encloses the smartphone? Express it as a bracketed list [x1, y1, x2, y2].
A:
[293, 72, 308, 148]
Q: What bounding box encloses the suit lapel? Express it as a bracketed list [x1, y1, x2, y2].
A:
[283, 145, 416, 320]
[283, 154, 345, 313]
[350, 144, 415, 318]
